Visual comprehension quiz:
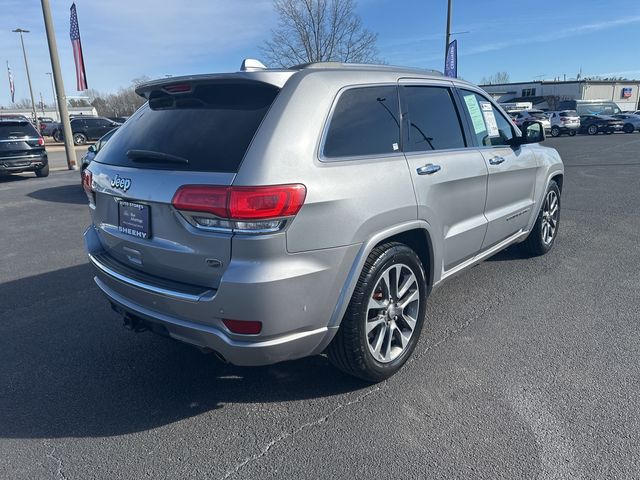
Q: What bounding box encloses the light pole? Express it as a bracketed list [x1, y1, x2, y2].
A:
[12, 28, 39, 131]
[40, 0, 78, 169]
[444, 0, 452, 64]
[46, 72, 58, 121]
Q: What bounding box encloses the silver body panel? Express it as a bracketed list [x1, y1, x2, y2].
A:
[85, 63, 564, 365]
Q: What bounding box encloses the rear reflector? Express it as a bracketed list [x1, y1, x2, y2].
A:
[222, 319, 262, 335]
[172, 184, 306, 220]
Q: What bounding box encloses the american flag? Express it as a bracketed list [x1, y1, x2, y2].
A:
[6, 61, 15, 103]
[70, 3, 88, 91]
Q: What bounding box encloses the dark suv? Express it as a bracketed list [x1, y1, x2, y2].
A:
[52, 116, 120, 145]
[0, 116, 48, 177]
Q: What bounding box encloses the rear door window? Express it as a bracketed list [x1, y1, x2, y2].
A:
[402, 86, 466, 151]
[323, 86, 400, 158]
[96, 82, 280, 173]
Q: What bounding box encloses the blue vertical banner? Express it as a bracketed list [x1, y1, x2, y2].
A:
[444, 39, 457, 78]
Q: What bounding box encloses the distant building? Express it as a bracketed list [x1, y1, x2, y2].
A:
[480, 79, 640, 112]
[0, 105, 97, 121]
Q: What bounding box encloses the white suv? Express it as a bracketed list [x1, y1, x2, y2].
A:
[515, 110, 550, 131]
[549, 110, 580, 137]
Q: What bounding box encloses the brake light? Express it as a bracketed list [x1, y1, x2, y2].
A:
[82, 170, 92, 194]
[163, 84, 192, 94]
[38, 136, 44, 146]
[222, 319, 262, 335]
[172, 184, 306, 233]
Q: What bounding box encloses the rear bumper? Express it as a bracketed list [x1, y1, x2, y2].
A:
[84, 225, 358, 366]
[0, 153, 47, 172]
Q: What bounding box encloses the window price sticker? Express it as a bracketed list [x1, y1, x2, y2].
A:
[480, 102, 500, 137]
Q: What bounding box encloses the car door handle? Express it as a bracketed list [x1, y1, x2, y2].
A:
[489, 156, 506, 165]
[417, 164, 441, 175]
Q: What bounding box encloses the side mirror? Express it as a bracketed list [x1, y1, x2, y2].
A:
[514, 121, 545, 146]
[88, 145, 96, 153]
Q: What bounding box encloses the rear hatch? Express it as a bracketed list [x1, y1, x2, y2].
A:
[0, 120, 43, 163]
[88, 79, 281, 289]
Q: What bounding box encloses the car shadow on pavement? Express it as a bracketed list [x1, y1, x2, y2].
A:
[0, 264, 368, 440]
[27, 184, 87, 205]
[485, 245, 529, 262]
[0, 174, 35, 184]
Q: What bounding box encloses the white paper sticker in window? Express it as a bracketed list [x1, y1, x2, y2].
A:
[392, 142, 399, 151]
[481, 104, 500, 137]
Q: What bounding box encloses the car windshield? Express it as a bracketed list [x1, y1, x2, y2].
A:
[559, 111, 577, 117]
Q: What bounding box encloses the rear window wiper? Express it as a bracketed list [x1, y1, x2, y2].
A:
[126, 149, 189, 164]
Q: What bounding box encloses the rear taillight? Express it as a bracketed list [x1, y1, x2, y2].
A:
[82, 170, 94, 203]
[560, 117, 568, 121]
[38, 136, 44, 146]
[222, 319, 262, 335]
[172, 184, 306, 233]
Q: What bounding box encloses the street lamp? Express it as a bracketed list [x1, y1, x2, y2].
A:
[45, 72, 59, 121]
[12, 28, 39, 131]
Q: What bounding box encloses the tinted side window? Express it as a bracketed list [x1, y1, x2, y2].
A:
[403, 86, 465, 152]
[460, 91, 514, 147]
[323, 86, 400, 158]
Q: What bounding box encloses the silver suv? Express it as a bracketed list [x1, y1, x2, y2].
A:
[83, 61, 564, 382]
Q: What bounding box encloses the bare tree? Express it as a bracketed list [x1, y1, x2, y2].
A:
[262, 0, 379, 67]
[480, 71, 510, 85]
[14, 98, 33, 109]
[86, 77, 149, 117]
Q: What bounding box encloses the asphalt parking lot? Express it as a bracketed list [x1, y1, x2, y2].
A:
[1, 133, 639, 479]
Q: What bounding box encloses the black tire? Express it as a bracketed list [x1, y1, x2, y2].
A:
[52, 130, 63, 143]
[587, 124, 598, 135]
[568, 129, 577, 136]
[623, 123, 635, 134]
[550, 126, 561, 137]
[35, 164, 50, 178]
[521, 180, 560, 256]
[73, 133, 87, 145]
[327, 242, 428, 382]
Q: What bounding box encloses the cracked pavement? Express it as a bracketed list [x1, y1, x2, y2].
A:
[1, 133, 639, 479]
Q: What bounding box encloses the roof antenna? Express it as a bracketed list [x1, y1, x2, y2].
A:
[240, 59, 267, 72]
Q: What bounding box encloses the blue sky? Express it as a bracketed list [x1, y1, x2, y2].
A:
[1, 0, 639, 107]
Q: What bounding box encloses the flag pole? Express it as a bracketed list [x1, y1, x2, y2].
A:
[40, 0, 78, 170]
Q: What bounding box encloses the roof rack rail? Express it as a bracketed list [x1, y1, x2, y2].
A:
[288, 62, 443, 76]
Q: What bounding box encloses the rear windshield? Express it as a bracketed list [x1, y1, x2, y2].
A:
[96, 82, 279, 173]
[0, 121, 38, 138]
[559, 111, 577, 117]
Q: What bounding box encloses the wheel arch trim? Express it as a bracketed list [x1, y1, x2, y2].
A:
[327, 220, 435, 330]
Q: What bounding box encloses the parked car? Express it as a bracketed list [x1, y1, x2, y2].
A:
[37, 116, 54, 134]
[549, 110, 580, 137]
[107, 116, 128, 124]
[83, 60, 563, 382]
[0, 115, 48, 177]
[80, 127, 118, 174]
[52, 116, 120, 145]
[578, 115, 624, 135]
[558, 99, 622, 116]
[613, 114, 640, 133]
[515, 110, 551, 131]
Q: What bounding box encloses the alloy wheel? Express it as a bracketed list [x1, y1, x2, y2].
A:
[541, 190, 559, 245]
[365, 263, 420, 363]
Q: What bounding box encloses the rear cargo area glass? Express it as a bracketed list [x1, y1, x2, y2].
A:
[0, 121, 38, 138]
[96, 82, 279, 173]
